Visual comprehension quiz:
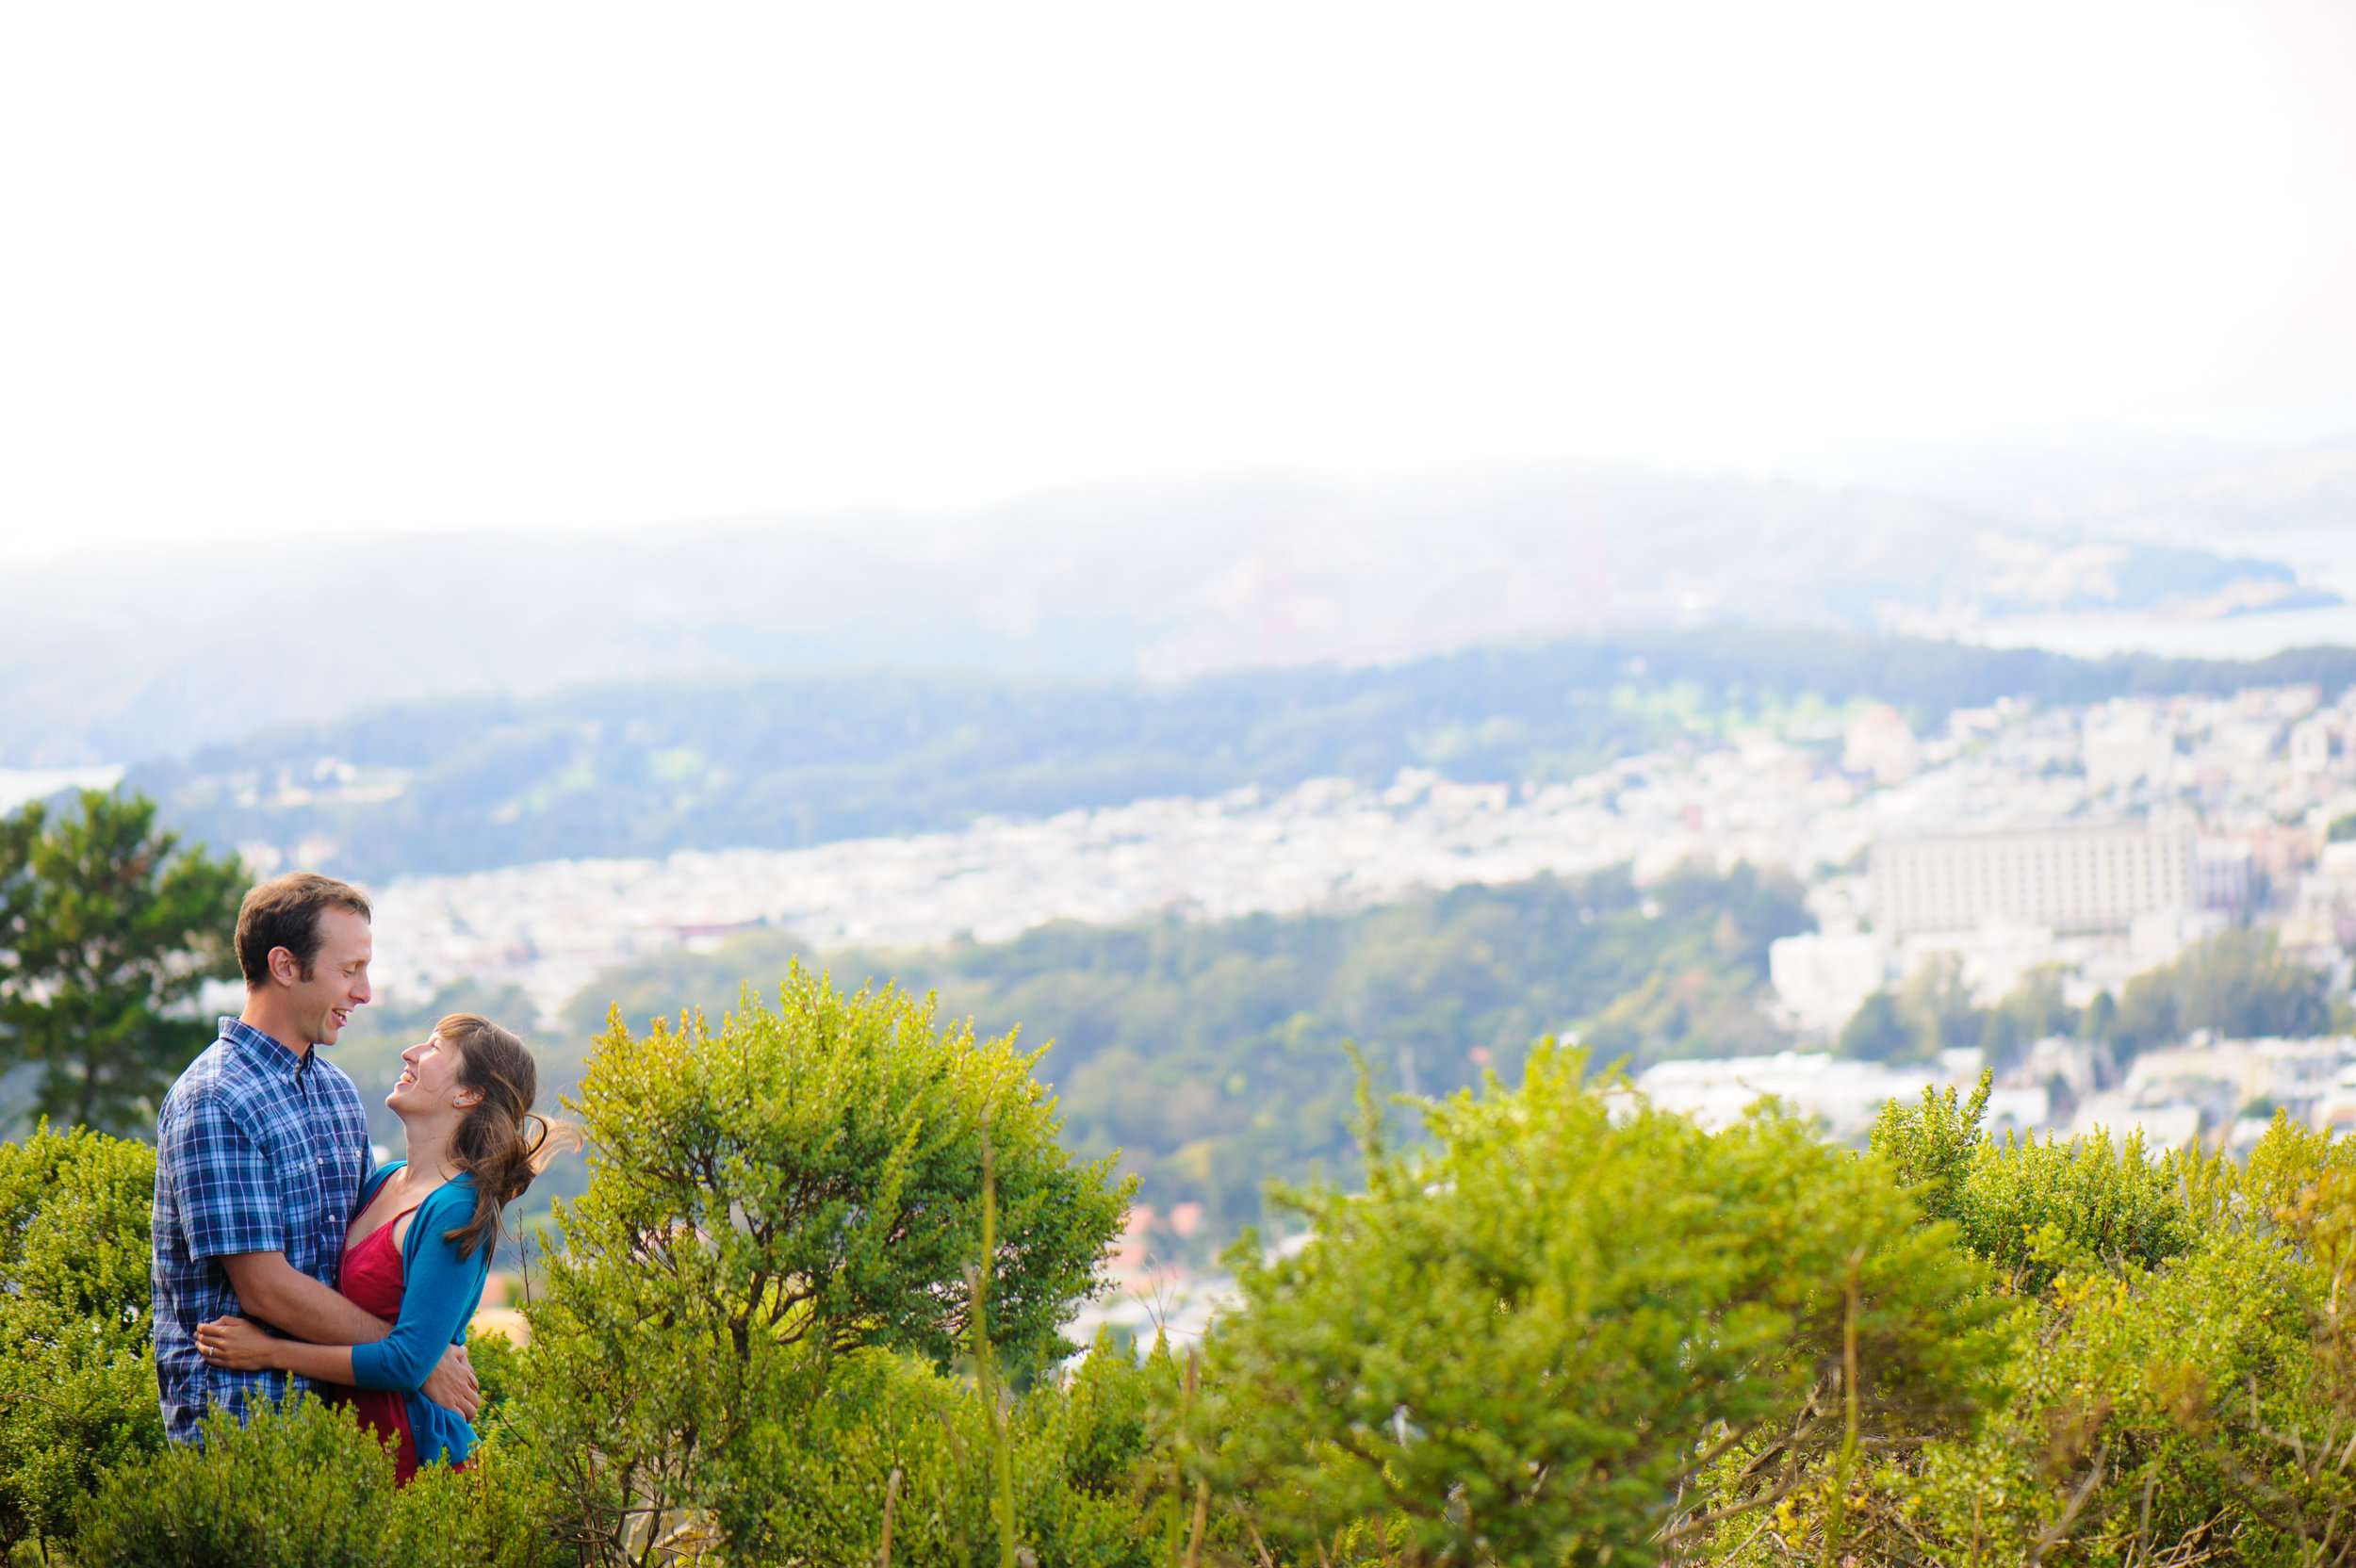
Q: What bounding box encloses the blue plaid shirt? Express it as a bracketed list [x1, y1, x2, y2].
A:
[151, 1018, 374, 1444]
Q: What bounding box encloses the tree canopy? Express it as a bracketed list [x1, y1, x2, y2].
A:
[0, 791, 245, 1135]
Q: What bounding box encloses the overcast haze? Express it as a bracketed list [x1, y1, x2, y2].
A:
[4, 0, 2355, 563]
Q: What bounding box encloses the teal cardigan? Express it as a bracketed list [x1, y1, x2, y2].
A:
[345, 1163, 493, 1470]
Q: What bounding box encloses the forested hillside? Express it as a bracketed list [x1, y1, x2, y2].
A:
[129, 629, 2356, 880]
[537, 861, 1810, 1247]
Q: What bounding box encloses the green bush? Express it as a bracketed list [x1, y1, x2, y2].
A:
[1906, 1229, 2316, 1564]
[466, 1325, 530, 1424]
[74, 1396, 394, 1568]
[0, 1123, 166, 1558]
[74, 1396, 561, 1568]
[381, 1434, 567, 1568]
[1872, 1074, 2198, 1293]
[1186, 1045, 2002, 1566]
[520, 965, 1130, 1562]
[719, 1332, 1168, 1567]
[1846, 1082, 2356, 1563]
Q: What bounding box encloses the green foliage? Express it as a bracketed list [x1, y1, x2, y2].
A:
[1188, 1045, 2001, 1566]
[584, 865, 1808, 1248]
[1864, 1071, 1995, 1223]
[383, 1435, 568, 1568]
[1838, 990, 1920, 1062]
[722, 1336, 1165, 1567]
[0, 790, 246, 1135]
[74, 1395, 560, 1568]
[1978, 962, 2081, 1062]
[1905, 1231, 2316, 1564]
[467, 1325, 531, 1423]
[74, 1396, 396, 1568]
[1871, 1075, 2197, 1294]
[521, 964, 1129, 1562]
[1840, 962, 2086, 1070]
[0, 1123, 165, 1557]
[1833, 1085, 2356, 1563]
[28, 946, 2356, 1566]
[2107, 928, 2338, 1055]
[1900, 954, 1986, 1057]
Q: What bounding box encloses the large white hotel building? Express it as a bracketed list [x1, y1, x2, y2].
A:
[1872, 828, 2203, 938]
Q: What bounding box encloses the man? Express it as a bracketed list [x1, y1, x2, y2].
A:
[151, 872, 477, 1443]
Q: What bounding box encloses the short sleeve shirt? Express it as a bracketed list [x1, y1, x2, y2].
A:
[151, 1018, 374, 1445]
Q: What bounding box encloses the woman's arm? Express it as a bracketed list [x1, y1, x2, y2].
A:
[193, 1310, 483, 1417]
[194, 1315, 362, 1382]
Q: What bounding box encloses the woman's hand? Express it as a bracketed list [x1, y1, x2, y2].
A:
[195, 1315, 283, 1371]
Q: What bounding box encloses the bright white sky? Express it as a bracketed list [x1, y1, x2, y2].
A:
[2, 0, 2352, 562]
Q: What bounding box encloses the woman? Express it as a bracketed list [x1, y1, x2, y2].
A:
[196, 1013, 555, 1482]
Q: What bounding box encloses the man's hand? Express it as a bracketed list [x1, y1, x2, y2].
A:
[421, 1342, 480, 1421]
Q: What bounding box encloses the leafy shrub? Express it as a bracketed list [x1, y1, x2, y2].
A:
[1907, 1230, 2315, 1564]
[466, 1324, 530, 1423]
[76, 1396, 562, 1568]
[1853, 1093, 2356, 1563]
[722, 1332, 1167, 1566]
[383, 1433, 567, 1568]
[1871, 1073, 2197, 1292]
[74, 1396, 397, 1568]
[1189, 1046, 2001, 1566]
[521, 965, 1130, 1561]
[0, 1123, 166, 1557]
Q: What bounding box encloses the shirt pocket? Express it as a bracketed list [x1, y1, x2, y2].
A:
[270, 1135, 337, 1280]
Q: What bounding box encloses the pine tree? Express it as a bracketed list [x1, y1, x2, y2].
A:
[0, 791, 246, 1135]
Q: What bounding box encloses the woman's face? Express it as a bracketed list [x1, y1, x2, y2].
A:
[387, 1032, 475, 1119]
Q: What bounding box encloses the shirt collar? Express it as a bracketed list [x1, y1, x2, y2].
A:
[218, 1016, 316, 1081]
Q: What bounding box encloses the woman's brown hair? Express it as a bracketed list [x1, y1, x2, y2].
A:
[432, 1013, 568, 1261]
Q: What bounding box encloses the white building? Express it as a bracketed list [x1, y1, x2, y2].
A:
[2084, 705, 2177, 792]
[2282, 840, 2356, 954]
[2127, 907, 2231, 971]
[2066, 1096, 2203, 1152]
[1843, 706, 1920, 785]
[2290, 715, 2337, 776]
[1873, 828, 2197, 938]
[2195, 838, 2253, 911]
[1768, 932, 1890, 1033]
[1898, 923, 2065, 1004]
[2125, 1037, 2346, 1116]
[1638, 1051, 2049, 1141]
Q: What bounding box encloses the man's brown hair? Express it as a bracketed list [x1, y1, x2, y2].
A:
[236, 873, 373, 988]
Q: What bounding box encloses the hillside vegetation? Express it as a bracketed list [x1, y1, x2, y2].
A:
[19, 991, 2356, 1565]
[551, 862, 1810, 1247]
[127, 629, 2356, 880]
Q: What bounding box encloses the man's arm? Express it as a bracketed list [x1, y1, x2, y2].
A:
[219, 1252, 479, 1419]
[220, 1250, 392, 1345]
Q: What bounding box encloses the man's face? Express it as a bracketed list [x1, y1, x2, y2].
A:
[285, 907, 373, 1046]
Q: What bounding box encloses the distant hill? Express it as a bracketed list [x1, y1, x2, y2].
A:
[126, 627, 2356, 882]
[3, 463, 2334, 767]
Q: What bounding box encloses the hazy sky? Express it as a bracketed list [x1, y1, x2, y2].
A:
[3, 0, 2352, 562]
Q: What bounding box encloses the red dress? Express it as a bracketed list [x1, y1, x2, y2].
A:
[334, 1210, 423, 1483]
